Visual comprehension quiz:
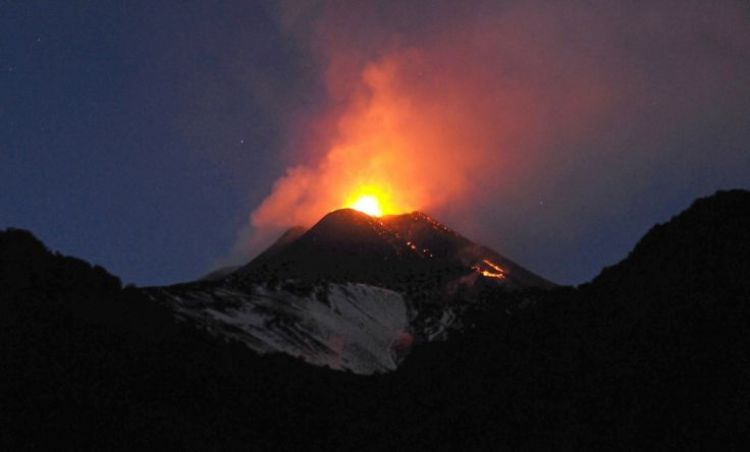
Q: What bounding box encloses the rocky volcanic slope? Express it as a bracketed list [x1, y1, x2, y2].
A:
[146, 209, 554, 374]
[2, 190, 749, 449]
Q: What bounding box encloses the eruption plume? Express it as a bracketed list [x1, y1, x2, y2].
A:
[231, 0, 750, 284]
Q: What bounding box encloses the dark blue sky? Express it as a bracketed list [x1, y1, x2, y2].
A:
[1, 2, 319, 285]
[2, 1, 749, 286]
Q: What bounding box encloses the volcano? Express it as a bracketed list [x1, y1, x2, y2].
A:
[147, 209, 553, 374]
[3, 191, 750, 449]
[239, 209, 554, 290]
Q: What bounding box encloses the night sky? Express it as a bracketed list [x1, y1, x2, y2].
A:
[2, 1, 749, 286]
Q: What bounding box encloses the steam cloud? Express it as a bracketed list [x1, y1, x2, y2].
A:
[233, 0, 750, 283]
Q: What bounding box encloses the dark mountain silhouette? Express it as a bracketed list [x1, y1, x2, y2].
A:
[199, 264, 241, 282]
[592, 189, 750, 293]
[235, 208, 552, 292]
[382, 211, 556, 289]
[252, 225, 308, 260]
[238, 208, 441, 288]
[145, 208, 551, 374]
[198, 225, 307, 282]
[226, 208, 553, 307]
[1, 189, 749, 449]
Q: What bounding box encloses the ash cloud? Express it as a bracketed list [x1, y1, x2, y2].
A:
[232, 0, 750, 284]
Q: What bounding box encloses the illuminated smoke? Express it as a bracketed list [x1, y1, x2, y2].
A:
[234, 0, 750, 282]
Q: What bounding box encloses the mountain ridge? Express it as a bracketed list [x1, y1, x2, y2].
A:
[2, 189, 749, 448]
[233, 208, 554, 290]
[148, 207, 553, 373]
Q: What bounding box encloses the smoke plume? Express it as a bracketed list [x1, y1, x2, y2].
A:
[234, 0, 750, 283]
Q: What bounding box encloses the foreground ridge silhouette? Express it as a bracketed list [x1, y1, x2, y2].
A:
[1, 189, 748, 449]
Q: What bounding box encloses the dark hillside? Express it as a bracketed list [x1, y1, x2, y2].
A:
[2, 190, 748, 449]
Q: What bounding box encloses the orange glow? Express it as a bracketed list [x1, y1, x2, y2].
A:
[246, 7, 614, 254]
[248, 54, 481, 231]
[350, 195, 382, 216]
[473, 259, 506, 280]
[344, 184, 404, 217]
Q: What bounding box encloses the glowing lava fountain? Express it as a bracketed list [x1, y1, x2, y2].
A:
[344, 184, 407, 218]
[351, 195, 383, 217]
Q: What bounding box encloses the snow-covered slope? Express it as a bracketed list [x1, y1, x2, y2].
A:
[146, 208, 553, 375]
[148, 282, 419, 374]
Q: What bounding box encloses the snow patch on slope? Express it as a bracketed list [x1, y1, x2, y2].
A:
[149, 282, 412, 375]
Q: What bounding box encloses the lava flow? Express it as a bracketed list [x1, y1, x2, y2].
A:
[473, 259, 507, 280]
